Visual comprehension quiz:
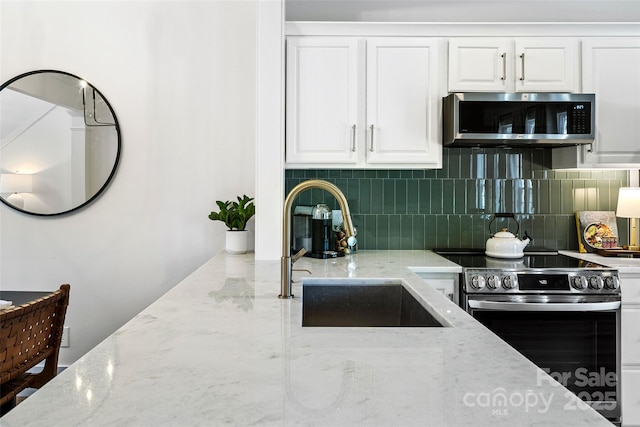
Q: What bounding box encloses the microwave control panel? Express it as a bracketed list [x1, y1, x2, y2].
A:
[568, 103, 591, 134]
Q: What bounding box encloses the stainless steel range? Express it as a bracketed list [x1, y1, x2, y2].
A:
[435, 249, 621, 423]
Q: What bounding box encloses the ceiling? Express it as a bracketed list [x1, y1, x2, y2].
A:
[285, 0, 640, 22]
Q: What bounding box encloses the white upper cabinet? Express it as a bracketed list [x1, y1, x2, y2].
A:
[514, 39, 580, 92]
[448, 38, 579, 93]
[285, 37, 360, 165]
[553, 37, 640, 168]
[286, 36, 444, 169]
[448, 38, 511, 92]
[365, 38, 443, 166]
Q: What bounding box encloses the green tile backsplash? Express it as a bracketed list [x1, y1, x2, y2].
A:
[284, 148, 631, 250]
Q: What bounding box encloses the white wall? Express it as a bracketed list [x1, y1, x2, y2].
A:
[255, 0, 286, 261]
[0, 0, 258, 364]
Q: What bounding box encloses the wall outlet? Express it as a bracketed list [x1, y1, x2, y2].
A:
[61, 326, 70, 347]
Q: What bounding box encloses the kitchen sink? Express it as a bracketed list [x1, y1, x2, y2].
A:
[302, 279, 445, 327]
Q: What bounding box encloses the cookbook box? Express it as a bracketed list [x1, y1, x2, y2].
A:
[575, 211, 619, 253]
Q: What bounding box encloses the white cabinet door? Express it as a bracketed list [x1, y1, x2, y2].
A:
[448, 38, 511, 92]
[553, 37, 640, 169]
[416, 272, 459, 303]
[286, 36, 444, 169]
[621, 272, 640, 426]
[285, 37, 361, 165]
[515, 38, 579, 92]
[622, 307, 640, 366]
[622, 369, 640, 427]
[366, 38, 442, 166]
[448, 38, 578, 93]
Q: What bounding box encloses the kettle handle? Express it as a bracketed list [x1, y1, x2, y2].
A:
[488, 213, 520, 236]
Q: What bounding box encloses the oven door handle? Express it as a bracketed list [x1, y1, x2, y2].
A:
[468, 300, 621, 312]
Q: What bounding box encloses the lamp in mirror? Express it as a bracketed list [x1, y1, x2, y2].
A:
[616, 187, 640, 251]
[0, 172, 32, 209]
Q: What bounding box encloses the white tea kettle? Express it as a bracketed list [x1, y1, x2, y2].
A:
[485, 214, 531, 259]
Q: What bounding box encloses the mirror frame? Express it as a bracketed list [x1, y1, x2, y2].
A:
[0, 69, 121, 216]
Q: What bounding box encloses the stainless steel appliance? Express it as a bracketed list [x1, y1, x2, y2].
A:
[435, 249, 621, 423]
[443, 92, 595, 147]
[292, 205, 313, 254]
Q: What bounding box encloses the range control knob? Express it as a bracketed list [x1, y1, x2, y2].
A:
[604, 276, 619, 290]
[487, 275, 501, 289]
[470, 275, 486, 290]
[571, 276, 587, 290]
[588, 276, 604, 290]
[502, 275, 516, 290]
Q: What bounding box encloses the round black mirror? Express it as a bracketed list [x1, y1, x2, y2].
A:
[0, 70, 121, 216]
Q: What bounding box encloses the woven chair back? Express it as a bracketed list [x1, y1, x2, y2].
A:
[0, 284, 70, 407]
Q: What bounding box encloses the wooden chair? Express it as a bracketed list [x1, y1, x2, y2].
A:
[0, 284, 70, 415]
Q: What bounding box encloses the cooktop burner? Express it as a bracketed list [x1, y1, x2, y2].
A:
[434, 249, 608, 270]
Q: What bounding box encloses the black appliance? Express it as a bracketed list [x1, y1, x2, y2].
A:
[435, 249, 621, 424]
[311, 204, 332, 257]
[292, 204, 343, 259]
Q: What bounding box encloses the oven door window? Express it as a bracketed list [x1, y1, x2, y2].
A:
[472, 310, 618, 405]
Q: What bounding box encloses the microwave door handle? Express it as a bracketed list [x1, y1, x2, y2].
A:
[468, 300, 620, 312]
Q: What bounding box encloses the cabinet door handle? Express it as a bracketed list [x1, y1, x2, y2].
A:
[500, 53, 506, 81]
[369, 124, 375, 152]
[519, 53, 525, 81]
[351, 124, 357, 152]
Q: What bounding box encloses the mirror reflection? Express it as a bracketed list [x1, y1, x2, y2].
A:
[0, 70, 121, 216]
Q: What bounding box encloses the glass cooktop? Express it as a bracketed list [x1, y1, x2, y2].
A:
[434, 249, 608, 270]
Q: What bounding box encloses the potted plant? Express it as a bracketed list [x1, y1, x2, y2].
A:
[208, 195, 255, 254]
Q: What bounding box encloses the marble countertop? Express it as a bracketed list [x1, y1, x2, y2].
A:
[560, 250, 640, 273]
[2, 250, 613, 426]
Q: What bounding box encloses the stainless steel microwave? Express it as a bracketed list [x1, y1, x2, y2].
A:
[443, 93, 595, 147]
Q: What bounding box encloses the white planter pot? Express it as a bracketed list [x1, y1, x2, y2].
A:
[226, 230, 248, 255]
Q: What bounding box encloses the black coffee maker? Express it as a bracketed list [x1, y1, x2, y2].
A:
[292, 204, 343, 259]
[311, 204, 332, 257]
